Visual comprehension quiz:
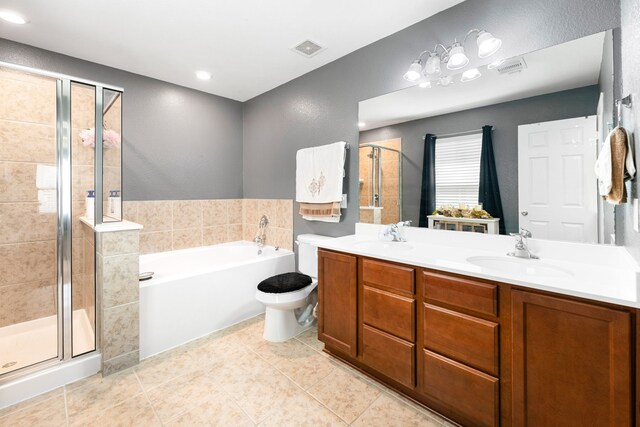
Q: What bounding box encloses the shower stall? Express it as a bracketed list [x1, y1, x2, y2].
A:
[359, 141, 403, 224]
[0, 62, 123, 392]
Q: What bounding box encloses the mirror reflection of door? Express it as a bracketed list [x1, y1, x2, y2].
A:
[518, 116, 598, 243]
[359, 139, 402, 224]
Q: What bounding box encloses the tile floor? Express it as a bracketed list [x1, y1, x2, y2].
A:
[0, 315, 457, 426]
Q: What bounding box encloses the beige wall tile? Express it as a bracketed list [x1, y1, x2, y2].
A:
[258, 199, 276, 225]
[138, 201, 172, 232]
[139, 231, 172, 254]
[242, 199, 259, 225]
[242, 223, 255, 242]
[172, 200, 203, 230]
[0, 281, 56, 327]
[122, 201, 139, 223]
[203, 226, 226, 246]
[0, 203, 56, 244]
[0, 120, 56, 164]
[0, 161, 40, 202]
[103, 351, 139, 376]
[102, 302, 139, 360]
[227, 224, 243, 242]
[0, 240, 56, 286]
[71, 164, 95, 202]
[172, 228, 202, 250]
[98, 230, 139, 256]
[227, 199, 243, 224]
[275, 199, 293, 229]
[100, 253, 139, 309]
[0, 73, 56, 124]
[72, 237, 85, 277]
[202, 200, 228, 227]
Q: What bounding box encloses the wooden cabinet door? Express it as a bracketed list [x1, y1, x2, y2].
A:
[511, 290, 632, 426]
[318, 250, 358, 357]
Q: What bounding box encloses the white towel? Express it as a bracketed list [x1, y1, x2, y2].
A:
[624, 127, 636, 180]
[302, 215, 341, 223]
[296, 141, 346, 203]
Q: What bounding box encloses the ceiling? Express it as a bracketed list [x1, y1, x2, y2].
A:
[0, 0, 464, 101]
[359, 32, 607, 130]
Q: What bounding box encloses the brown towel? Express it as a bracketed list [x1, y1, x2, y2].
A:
[299, 202, 341, 217]
[607, 128, 628, 204]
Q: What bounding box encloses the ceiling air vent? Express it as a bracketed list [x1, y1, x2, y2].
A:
[495, 57, 528, 75]
[291, 40, 326, 58]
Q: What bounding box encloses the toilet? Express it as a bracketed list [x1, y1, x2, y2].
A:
[255, 234, 333, 342]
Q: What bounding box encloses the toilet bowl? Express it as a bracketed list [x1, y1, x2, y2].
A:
[255, 234, 332, 342]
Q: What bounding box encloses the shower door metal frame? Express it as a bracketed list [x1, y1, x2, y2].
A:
[359, 143, 404, 221]
[0, 60, 123, 384]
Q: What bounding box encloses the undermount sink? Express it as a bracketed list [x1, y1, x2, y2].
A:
[466, 256, 573, 278]
[353, 240, 414, 252]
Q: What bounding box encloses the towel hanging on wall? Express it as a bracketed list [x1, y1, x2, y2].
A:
[296, 141, 346, 222]
[595, 126, 636, 204]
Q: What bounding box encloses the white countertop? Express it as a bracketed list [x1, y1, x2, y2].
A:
[314, 223, 640, 309]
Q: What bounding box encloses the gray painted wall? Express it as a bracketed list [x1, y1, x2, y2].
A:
[359, 85, 600, 234]
[619, 0, 640, 259]
[0, 38, 244, 201]
[242, 0, 620, 239]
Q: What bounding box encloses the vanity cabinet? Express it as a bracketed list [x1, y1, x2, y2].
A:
[511, 290, 632, 427]
[317, 250, 358, 357]
[317, 249, 636, 427]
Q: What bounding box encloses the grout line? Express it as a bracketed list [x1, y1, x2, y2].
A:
[133, 371, 164, 426]
[63, 387, 70, 427]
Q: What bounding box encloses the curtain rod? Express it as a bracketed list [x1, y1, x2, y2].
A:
[423, 126, 494, 140]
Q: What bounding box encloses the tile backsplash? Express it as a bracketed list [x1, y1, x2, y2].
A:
[124, 199, 293, 254]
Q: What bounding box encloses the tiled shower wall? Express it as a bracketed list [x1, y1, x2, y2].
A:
[0, 68, 58, 328]
[124, 199, 293, 254]
[359, 138, 401, 224]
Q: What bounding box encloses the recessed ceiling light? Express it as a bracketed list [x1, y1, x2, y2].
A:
[195, 71, 211, 81]
[0, 10, 27, 25]
[358, 122, 366, 128]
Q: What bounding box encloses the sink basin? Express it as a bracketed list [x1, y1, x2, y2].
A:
[353, 241, 414, 252]
[466, 256, 573, 278]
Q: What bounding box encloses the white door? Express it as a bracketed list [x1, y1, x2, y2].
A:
[518, 116, 598, 243]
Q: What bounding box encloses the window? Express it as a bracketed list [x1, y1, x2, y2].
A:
[435, 133, 482, 208]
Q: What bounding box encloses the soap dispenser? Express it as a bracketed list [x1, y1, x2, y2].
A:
[85, 190, 95, 220]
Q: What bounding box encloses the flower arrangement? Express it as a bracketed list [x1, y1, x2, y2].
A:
[79, 128, 121, 149]
[432, 206, 493, 219]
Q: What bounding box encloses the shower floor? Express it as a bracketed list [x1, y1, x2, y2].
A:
[0, 309, 94, 376]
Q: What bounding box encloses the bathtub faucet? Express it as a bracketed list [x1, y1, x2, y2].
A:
[254, 215, 269, 253]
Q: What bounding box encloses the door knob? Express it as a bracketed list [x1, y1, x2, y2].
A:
[521, 211, 529, 216]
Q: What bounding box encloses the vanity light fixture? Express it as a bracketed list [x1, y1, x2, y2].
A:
[461, 68, 481, 82]
[418, 78, 432, 89]
[195, 70, 211, 81]
[487, 59, 505, 69]
[437, 76, 453, 87]
[0, 10, 27, 24]
[402, 28, 502, 82]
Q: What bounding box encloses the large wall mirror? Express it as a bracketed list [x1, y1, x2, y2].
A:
[358, 29, 618, 245]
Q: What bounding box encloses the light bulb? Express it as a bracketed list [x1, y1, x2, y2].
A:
[0, 10, 27, 24]
[403, 60, 423, 82]
[477, 31, 502, 58]
[358, 122, 366, 128]
[425, 53, 441, 75]
[447, 44, 469, 70]
[487, 59, 505, 69]
[461, 68, 481, 82]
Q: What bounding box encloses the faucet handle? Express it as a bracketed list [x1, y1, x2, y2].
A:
[397, 220, 412, 227]
[519, 228, 532, 238]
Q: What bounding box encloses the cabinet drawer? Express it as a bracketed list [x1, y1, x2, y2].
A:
[423, 270, 498, 317]
[363, 325, 415, 388]
[363, 286, 415, 342]
[363, 259, 414, 295]
[424, 304, 499, 376]
[423, 350, 499, 427]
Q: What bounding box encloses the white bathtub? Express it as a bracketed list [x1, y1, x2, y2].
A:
[139, 241, 295, 358]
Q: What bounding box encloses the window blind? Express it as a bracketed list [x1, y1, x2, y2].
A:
[435, 133, 482, 208]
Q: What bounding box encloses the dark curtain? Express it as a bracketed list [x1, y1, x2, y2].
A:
[419, 134, 437, 227]
[479, 125, 506, 234]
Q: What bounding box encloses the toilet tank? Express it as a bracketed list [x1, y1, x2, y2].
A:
[297, 234, 333, 278]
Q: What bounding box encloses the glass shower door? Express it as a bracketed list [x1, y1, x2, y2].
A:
[0, 66, 60, 375]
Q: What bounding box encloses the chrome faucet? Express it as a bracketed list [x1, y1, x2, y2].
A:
[381, 221, 412, 242]
[254, 215, 269, 253]
[507, 228, 538, 259]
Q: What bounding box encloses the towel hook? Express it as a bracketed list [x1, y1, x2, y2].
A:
[616, 95, 633, 126]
